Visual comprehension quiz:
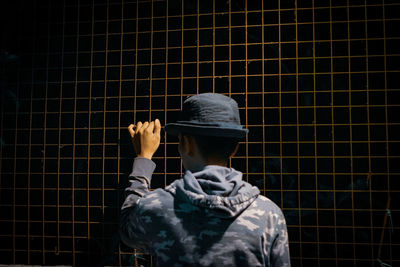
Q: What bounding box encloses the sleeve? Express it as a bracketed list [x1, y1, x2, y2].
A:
[269, 212, 291, 267]
[120, 157, 156, 250]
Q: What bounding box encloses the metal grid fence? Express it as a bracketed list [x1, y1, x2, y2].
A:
[0, 0, 399, 266]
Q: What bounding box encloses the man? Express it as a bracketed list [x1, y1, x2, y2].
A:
[120, 93, 290, 266]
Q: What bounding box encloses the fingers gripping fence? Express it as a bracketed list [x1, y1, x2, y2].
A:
[0, 0, 399, 266]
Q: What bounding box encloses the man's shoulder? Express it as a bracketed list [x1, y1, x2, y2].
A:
[256, 194, 279, 206]
[136, 187, 175, 214]
[138, 178, 182, 212]
[250, 194, 285, 218]
[141, 187, 173, 202]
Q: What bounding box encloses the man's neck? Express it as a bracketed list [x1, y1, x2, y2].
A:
[203, 158, 228, 167]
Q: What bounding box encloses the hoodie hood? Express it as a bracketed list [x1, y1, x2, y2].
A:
[166, 165, 260, 218]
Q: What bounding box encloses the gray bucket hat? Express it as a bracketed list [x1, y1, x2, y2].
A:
[165, 93, 249, 138]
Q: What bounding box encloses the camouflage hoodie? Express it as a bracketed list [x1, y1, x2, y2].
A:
[120, 157, 290, 267]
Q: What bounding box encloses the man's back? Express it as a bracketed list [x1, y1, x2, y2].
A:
[121, 163, 290, 266]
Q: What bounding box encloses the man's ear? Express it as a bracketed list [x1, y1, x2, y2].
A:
[183, 135, 197, 157]
[230, 143, 240, 158]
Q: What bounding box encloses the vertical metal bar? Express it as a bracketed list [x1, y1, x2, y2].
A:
[176, 0, 184, 179]
[262, 0, 266, 193]
[385, 0, 393, 263]
[345, 0, 356, 263]
[228, 0, 231, 100]
[364, 2, 372, 186]
[295, 1, 304, 265]
[10, 0, 22, 262]
[164, 0, 169, 193]
[196, 0, 199, 95]
[179, 0, 184, 182]
[364, 0, 375, 263]
[0, 0, 5, 200]
[180, 0, 184, 110]
[244, 0, 249, 183]
[134, 0, 139, 124]
[149, 0, 154, 120]
[278, 0, 284, 228]
[329, 1, 338, 266]
[212, 0, 215, 93]
[11, 53, 16, 262]
[228, 0, 232, 169]
[40, 0, 51, 262]
[87, 0, 95, 260]
[102, 0, 110, 259]
[72, 1, 82, 264]
[27, 0, 38, 262]
[118, 0, 124, 264]
[311, 2, 321, 265]
[0, 44, 4, 254]
[55, 0, 67, 262]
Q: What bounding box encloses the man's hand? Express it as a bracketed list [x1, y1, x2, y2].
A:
[128, 119, 161, 160]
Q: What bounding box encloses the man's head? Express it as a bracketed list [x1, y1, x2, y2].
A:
[165, 93, 248, 171]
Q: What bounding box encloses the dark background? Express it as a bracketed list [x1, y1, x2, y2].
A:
[1, 0, 399, 266]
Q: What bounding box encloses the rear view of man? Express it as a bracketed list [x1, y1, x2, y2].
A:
[120, 93, 290, 266]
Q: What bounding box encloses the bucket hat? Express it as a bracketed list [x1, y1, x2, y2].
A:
[165, 93, 249, 138]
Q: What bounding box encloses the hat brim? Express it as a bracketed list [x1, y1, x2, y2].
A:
[165, 123, 249, 138]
